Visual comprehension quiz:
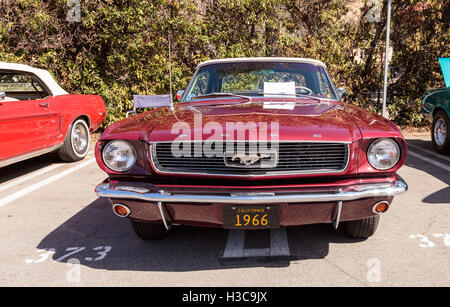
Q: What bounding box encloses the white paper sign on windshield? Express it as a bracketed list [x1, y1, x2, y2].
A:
[262, 101, 296, 110]
[263, 82, 296, 96]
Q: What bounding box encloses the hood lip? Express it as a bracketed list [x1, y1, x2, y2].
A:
[147, 139, 352, 144]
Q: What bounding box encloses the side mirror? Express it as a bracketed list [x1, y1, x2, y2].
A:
[336, 87, 347, 100]
[176, 90, 184, 101]
[0, 91, 5, 100]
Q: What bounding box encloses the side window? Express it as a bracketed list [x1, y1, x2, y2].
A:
[317, 67, 336, 99]
[0, 72, 48, 101]
[187, 71, 210, 100]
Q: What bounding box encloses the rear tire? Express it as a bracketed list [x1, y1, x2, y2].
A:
[58, 119, 90, 162]
[345, 216, 380, 239]
[431, 110, 450, 154]
[130, 220, 170, 241]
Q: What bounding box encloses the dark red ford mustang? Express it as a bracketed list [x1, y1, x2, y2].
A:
[95, 58, 408, 240]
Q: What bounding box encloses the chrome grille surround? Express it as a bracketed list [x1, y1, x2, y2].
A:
[150, 141, 350, 177]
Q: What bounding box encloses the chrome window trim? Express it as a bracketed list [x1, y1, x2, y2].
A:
[321, 66, 340, 101]
[182, 60, 341, 103]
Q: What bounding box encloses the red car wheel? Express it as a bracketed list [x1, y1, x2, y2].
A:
[58, 119, 90, 161]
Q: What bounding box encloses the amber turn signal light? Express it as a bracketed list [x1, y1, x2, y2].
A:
[113, 204, 131, 217]
[372, 201, 389, 214]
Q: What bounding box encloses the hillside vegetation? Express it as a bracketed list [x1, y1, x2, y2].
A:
[0, 0, 448, 127]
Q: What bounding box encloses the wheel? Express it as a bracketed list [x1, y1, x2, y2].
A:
[345, 216, 380, 239]
[431, 110, 450, 154]
[58, 119, 90, 162]
[130, 220, 170, 241]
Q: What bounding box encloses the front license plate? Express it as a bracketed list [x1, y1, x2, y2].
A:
[222, 206, 280, 229]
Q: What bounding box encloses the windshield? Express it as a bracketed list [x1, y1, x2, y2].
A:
[182, 61, 338, 102]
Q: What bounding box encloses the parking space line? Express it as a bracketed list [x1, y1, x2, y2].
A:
[408, 150, 450, 172]
[407, 143, 450, 163]
[0, 158, 95, 208]
[0, 164, 64, 193]
[0, 151, 94, 193]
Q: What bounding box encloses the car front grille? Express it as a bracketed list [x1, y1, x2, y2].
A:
[150, 141, 350, 176]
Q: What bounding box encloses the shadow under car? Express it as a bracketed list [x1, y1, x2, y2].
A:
[36, 197, 365, 272]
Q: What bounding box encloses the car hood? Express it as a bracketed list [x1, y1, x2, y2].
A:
[101, 98, 402, 143]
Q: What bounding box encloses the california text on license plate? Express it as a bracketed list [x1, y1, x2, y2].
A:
[222, 206, 280, 229]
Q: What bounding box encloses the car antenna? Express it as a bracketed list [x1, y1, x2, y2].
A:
[167, 32, 182, 123]
[168, 33, 175, 112]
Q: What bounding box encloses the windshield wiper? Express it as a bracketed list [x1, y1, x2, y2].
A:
[253, 91, 322, 103]
[292, 94, 322, 103]
[187, 91, 325, 106]
[189, 92, 252, 102]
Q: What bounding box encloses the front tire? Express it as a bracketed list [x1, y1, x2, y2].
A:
[431, 110, 450, 154]
[345, 216, 380, 239]
[130, 220, 170, 241]
[58, 119, 90, 162]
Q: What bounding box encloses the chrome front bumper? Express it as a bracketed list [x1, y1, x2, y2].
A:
[95, 178, 408, 204]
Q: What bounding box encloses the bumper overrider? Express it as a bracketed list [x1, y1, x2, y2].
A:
[95, 175, 408, 229]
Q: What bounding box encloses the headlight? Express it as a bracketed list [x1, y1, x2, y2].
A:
[367, 138, 400, 170]
[102, 140, 136, 172]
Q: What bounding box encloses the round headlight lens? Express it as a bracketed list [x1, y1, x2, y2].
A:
[102, 140, 136, 172]
[367, 138, 400, 170]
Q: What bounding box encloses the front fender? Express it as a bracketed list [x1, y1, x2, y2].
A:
[421, 88, 450, 117]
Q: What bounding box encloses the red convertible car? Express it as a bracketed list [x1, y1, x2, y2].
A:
[0, 63, 106, 166]
[95, 57, 408, 240]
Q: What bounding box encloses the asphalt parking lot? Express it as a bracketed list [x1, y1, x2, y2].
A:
[0, 135, 448, 287]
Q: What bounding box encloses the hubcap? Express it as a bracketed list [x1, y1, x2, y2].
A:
[434, 118, 447, 146]
[72, 123, 88, 155]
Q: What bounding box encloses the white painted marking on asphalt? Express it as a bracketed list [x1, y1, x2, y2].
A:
[0, 151, 94, 193]
[408, 150, 450, 172]
[407, 143, 450, 163]
[0, 164, 63, 193]
[24, 245, 113, 264]
[0, 158, 95, 208]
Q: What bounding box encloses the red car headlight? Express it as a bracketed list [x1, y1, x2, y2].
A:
[367, 138, 400, 171]
[102, 140, 137, 172]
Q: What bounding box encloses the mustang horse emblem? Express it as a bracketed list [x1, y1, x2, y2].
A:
[231, 153, 271, 166]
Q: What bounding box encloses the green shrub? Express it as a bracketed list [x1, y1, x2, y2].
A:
[0, 0, 448, 128]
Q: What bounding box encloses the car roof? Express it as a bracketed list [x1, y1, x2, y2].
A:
[439, 58, 450, 88]
[0, 62, 68, 96]
[197, 57, 327, 69]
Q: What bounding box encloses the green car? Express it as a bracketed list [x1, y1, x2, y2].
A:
[421, 58, 450, 154]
